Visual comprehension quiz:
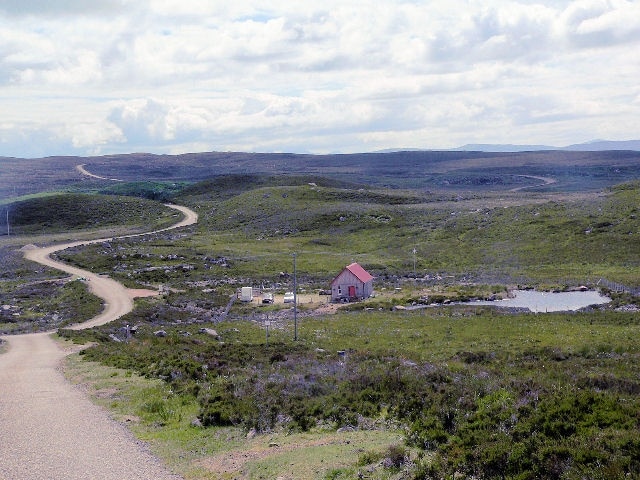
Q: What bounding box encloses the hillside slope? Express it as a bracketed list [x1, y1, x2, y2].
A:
[3, 149, 640, 201]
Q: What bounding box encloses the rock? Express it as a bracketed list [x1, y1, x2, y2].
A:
[191, 418, 203, 428]
[246, 428, 257, 439]
[154, 330, 167, 337]
[337, 425, 355, 433]
[198, 328, 219, 338]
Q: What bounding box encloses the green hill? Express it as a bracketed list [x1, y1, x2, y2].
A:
[1, 194, 178, 235]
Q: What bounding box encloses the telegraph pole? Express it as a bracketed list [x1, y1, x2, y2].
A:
[412, 247, 417, 277]
[293, 252, 298, 341]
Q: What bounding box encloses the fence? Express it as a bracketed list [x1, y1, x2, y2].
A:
[597, 278, 640, 296]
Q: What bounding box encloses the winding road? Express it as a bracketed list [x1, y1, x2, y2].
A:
[76, 163, 124, 182]
[509, 174, 557, 192]
[0, 203, 197, 479]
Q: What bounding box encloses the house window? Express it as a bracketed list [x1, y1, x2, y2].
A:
[338, 287, 342, 295]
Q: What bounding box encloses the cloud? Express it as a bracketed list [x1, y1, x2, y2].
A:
[0, 1, 639, 157]
[0, 0, 128, 17]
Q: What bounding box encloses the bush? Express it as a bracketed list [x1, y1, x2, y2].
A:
[382, 444, 408, 469]
[357, 449, 384, 466]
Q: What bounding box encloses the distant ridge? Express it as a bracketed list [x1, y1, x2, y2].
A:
[453, 144, 555, 152]
[562, 140, 640, 152]
[453, 139, 640, 153]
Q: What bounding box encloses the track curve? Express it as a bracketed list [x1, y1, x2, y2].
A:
[0, 203, 197, 479]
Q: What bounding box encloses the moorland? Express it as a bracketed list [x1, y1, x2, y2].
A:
[1, 149, 640, 479]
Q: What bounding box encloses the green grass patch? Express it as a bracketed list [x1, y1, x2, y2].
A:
[8, 172, 640, 478]
[63, 348, 410, 479]
[99, 181, 191, 201]
[1, 193, 178, 235]
[62, 307, 640, 478]
[45, 179, 640, 291]
[0, 278, 102, 334]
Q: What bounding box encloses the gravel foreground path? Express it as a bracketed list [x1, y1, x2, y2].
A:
[0, 333, 183, 480]
[0, 204, 198, 480]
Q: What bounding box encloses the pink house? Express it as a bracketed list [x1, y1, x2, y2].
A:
[330, 262, 374, 302]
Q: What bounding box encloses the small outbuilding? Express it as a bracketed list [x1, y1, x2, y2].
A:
[330, 262, 374, 302]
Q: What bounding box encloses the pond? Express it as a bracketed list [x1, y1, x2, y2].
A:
[469, 289, 611, 313]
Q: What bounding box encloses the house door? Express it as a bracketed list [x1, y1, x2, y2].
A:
[348, 286, 356, 298]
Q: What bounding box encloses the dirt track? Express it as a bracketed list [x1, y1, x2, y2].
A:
[0, 204, 197, 479]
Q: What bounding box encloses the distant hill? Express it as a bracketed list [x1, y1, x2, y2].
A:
[454, 139, 640, 152]
[453, 144, 556, 152]
[3, 148, 640, 202]
[563, 140, 640, 151]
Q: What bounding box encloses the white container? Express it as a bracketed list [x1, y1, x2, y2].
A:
[240, 286, 253, 302]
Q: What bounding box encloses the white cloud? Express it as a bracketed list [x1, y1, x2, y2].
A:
[0, 0, 128, 17]
[0, 0, 639, 157]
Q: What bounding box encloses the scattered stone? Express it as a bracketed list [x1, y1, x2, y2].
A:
[616, 304, 640, 312]
[246, 428, 257, 439]
[154, 330, 167, 337]
[337, 425, 356, 433]
[199, 328, 219, 338]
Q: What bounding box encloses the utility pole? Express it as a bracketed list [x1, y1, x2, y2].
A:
[412, 247, 417, 277]
[293, 252, 298, 341]
[6, 207, 9, 237]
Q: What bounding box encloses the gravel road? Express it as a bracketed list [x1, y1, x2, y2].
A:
[0, 204, 198, 480]
[0, 333, 183, 480]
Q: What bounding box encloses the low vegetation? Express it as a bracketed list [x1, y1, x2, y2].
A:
[60, 307, 640, 479]
[1, 278, 102, 333]
[98, 181, 191, 201]
[0, 195, 185, 331]
[49, 175, 640, 291]
[3, 166, 640, 478]
[1, 193, 177, 235]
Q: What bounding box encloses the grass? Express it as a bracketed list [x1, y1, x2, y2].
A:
[1, 193, 178, 235]
[0, 278, 102, 333]
[172, 178, 639, 287]
[46, 180, 639, 294]
[5, 171, 640, 478]
[98, 181, 192, 201]
[63, 349, 408, 480]
[190, 430, 406, 480]
[300, 309, 640, 360]
[59, 306, 640, 479]
[0, 193, 192, 330]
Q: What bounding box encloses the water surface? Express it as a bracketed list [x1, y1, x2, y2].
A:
[471, 290, 610, 313]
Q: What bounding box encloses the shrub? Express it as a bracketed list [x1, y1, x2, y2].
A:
[382, 444, 408, 469]
[357, 449, 384, 466]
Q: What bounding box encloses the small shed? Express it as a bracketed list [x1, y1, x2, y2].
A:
[330, 262, 374, 302]
[239, 286, 253, 302]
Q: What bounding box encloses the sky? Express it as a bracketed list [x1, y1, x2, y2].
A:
[0, 0, 639, 158]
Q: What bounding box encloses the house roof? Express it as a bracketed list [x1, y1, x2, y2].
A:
[332, 262, 373, 285]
